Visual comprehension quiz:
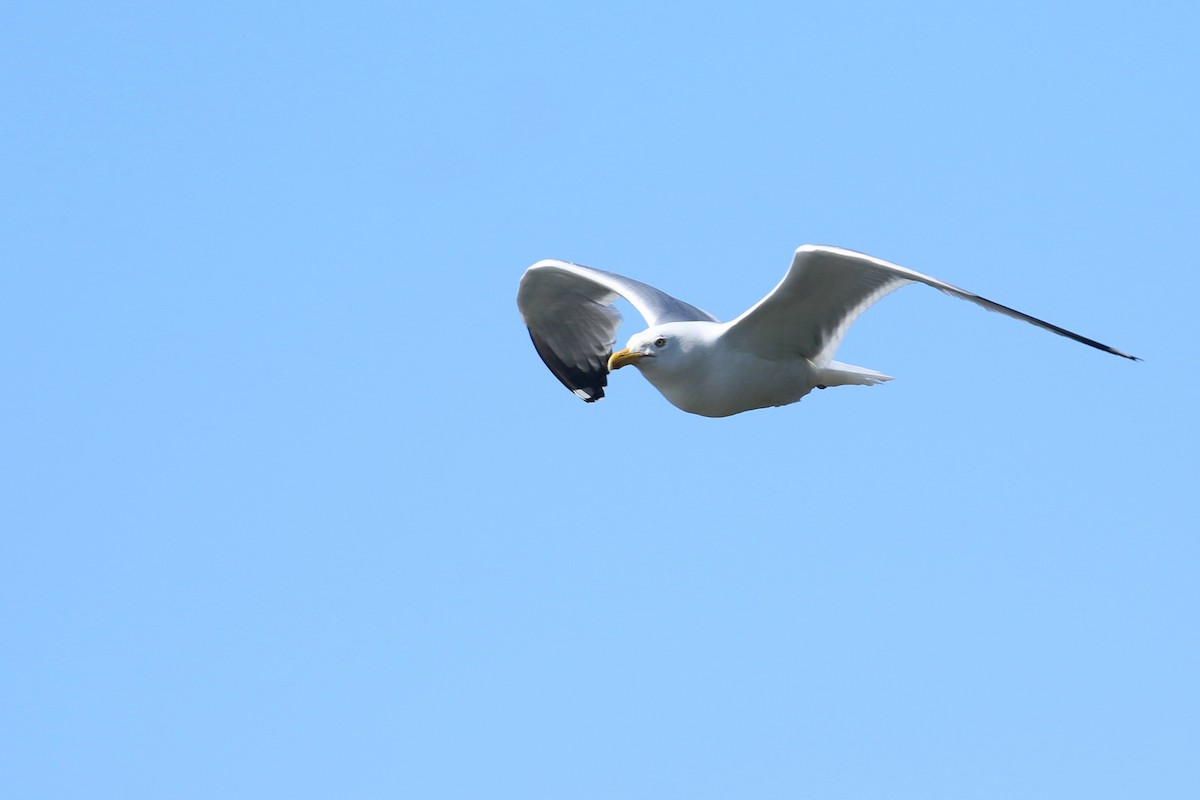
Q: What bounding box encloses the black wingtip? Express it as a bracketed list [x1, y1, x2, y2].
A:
[572, 386, 604, 403]
[971, 294, 1142, 363]
[527, 329, 610, 404]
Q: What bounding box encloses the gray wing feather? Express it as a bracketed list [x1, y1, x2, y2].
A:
[517, 260, 718, 402]
[725, 245, 1139, 365]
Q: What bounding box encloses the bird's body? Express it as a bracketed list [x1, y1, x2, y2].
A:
[623, 321, 818, 417]
[517, 245, 1137, 417]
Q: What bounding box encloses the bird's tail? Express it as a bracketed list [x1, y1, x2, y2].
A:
[816, 360, 894, 388]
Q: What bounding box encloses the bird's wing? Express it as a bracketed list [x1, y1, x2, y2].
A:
[723, 245, 1139, 365]
[517, 259, 718, 402]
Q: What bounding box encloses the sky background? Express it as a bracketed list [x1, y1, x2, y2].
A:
[3, 2, 1197, 798]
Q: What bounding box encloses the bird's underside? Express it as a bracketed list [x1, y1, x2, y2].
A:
[516, 245, 1138, 417]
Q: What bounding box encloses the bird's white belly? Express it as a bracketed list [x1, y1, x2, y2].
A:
[645, 351, 819, 418]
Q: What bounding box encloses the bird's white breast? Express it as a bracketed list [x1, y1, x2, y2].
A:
[640, 337, 819, 418]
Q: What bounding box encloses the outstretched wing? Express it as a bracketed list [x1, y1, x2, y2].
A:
[724, 245, 1139, 365]
[517, 259, 718, 402]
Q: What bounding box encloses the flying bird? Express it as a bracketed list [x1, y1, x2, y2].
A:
[517, 245, 1138, 418]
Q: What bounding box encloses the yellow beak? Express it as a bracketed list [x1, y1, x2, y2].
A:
[608, 348, 647, 371]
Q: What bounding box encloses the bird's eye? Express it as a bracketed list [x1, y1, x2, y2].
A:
[654, 337, 667, 348]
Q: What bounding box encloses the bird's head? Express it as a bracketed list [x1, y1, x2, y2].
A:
[608, 323, 705, 375]
[608, 332, 666, 372]
[605, 321, 729, 415]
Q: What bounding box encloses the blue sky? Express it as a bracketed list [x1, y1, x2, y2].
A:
[3, 2, 1197, 798]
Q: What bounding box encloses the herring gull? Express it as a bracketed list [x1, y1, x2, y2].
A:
[517, 245, 1138, 417]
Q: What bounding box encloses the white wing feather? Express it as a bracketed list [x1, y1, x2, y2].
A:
[725, 245, 1139, 365]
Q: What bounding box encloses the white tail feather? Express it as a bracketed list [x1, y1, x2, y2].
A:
[816, 360, 894, 388]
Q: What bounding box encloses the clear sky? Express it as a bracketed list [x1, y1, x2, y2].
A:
[3, 2, 1197, 798]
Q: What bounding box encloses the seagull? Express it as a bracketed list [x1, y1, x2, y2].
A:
[517, 245, 1138, 418]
